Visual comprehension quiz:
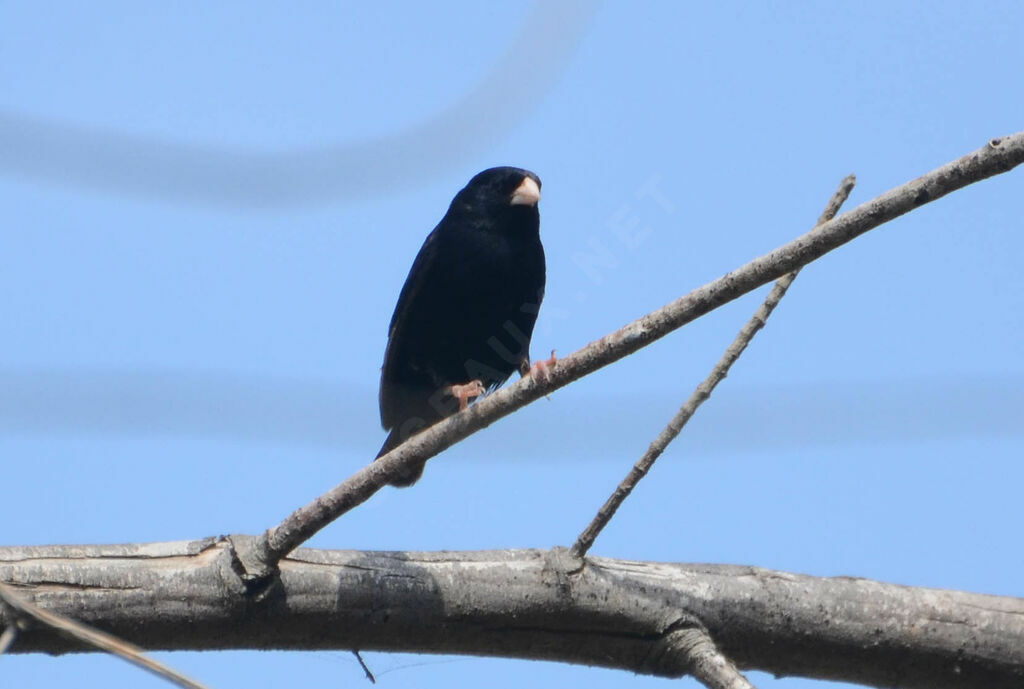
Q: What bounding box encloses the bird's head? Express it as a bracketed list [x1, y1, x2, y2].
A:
[453, 167, 542, 219]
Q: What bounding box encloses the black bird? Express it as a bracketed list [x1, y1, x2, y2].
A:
[377, 167, 547, 486]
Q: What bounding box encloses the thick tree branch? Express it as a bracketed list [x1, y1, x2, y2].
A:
[572, 175, 857, 558]
[249, 134, 1024, 578]
[1, 539, 1022, 689]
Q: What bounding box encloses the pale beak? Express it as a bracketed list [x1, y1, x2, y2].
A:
[510, 176, 541, 206]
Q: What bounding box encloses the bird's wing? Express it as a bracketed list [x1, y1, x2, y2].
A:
[387, 228, 439, 338]
[379, 228, 441, 429]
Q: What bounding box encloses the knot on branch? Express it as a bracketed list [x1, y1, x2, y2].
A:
[223, 534, 281, 601]
[642, 618, 756, 689]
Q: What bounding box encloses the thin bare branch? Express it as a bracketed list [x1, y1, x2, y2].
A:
[0, 621, 18, 654]
[674, 627, 758, 689]
[0, 581, 211, 689]
[248, 133, 1024, 579]
[571, 175, 857, 557]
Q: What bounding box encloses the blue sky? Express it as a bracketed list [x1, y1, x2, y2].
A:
[1, 2, 1022, 688]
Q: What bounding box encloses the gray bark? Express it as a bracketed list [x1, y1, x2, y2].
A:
[2, 537, 1021, 689]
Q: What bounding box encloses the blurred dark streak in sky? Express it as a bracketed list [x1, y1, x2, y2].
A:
[0, 1, 599, 208]
[1, 369, 1020, 459]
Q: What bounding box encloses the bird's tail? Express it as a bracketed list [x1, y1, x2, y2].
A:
[376, 430, 425, 487]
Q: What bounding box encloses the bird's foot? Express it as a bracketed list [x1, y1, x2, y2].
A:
[529, 350, 558, 385]
[447, 379, 486, 411]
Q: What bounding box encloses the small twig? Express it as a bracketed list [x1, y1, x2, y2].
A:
[353, 649, 376, 683]
[0, 581, 211, 689]
[571, 175, 856, 557]
[674, 627, 758, 689]
[250, 134, 1024, 578]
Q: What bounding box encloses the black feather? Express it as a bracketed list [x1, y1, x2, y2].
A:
[377, 167, 546, 486]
